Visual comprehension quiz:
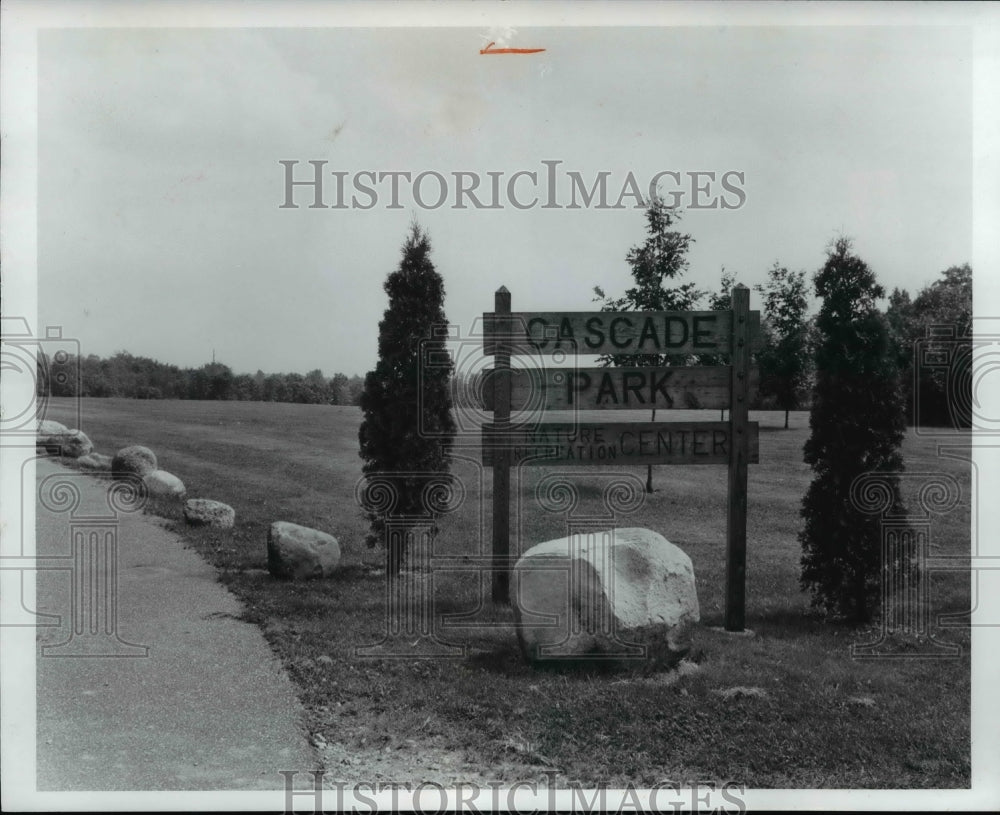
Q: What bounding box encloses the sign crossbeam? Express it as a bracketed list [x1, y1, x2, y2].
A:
[482, 421, 759, 467]
[481, 365, 759, 412]
[483, 310, 762, 357]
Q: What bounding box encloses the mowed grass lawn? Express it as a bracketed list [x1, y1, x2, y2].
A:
[44, 398, 971, 788]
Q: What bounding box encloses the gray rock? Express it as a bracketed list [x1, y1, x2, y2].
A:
[511, 527, 699, 665]
[184, 499, 235, 529]
[112, 446, 158, 480]
[37, 419, 69, 436]
[78, 452, 113, 471]
[38, 429, 93, 458]
[143, 470, 186, 499]
[268, 521, 341, 580]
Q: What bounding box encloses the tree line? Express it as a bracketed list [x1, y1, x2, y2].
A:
[37, 352, 367, 405]
[738, 257, 970, 431]
[592, 197, 971, 434]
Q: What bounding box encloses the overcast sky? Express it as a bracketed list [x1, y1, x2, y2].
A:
[38, 23, 973, 377]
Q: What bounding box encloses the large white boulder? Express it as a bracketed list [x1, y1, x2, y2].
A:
[112, 446, 158, 480]
[511, 528, 699, 665]
[184, 499, 235, 529]
[144, 470, 186, 500]
[267, 522, 341, 580]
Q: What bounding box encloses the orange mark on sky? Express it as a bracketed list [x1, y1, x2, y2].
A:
[479, 41, 546, 55]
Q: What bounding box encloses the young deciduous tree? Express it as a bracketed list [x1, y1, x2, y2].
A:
[593, 196, 704, 492]
[704, 268, 739, 419]
[754, 263, 811, 429]
[799, 238, 907, 623]
[359, 224, 456, 574]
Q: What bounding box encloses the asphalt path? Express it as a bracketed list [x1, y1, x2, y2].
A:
[34, 458, 319, 791]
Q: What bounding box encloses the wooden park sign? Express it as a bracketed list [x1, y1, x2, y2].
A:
[482, 286, 760, 631]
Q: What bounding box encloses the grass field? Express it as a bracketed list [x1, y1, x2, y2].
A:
[43, 397, 971, 788]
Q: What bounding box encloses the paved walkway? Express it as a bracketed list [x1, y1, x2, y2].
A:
[34, 458, 319, 791]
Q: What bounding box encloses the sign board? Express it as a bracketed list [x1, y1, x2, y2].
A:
[482, 285, 759, 631]
[482, 421, 759, 467]
[481, 365, 758, 412]
[483, 310, 761, 357]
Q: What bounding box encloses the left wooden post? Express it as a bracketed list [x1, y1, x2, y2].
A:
[725, 284, 751, 631]
[491, 287, 512, 604]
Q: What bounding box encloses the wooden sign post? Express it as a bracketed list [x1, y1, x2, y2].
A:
[725, 285, 751, 632]
[491, 287, 512, 604]
[483, 285, 760, 631]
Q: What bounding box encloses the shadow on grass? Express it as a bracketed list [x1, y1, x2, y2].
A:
[463, 639, 531, 676]
[696, 607, 831, 639]
[464, 642, 641, 679]
[462, 634, 697, 682]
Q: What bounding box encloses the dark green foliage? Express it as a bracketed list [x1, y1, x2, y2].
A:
[799, 238, 907, 623]
[698, 268, 738, 368]
[707, 268, 738, 313]
[886, 264, 972, 428]
[358, 224, 456, 572]
[593, 196, 704, 491]
[701, 269, 740, 418]
[754, 264, 811, 429]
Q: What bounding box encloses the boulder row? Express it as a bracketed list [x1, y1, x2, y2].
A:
[112, 446, 158, 480]
[37, 429, 93, 458]
[510, 527, 700, 666]
[143, 470, 187, 500]
[267, 522, 341, 580]
[77, 452, 113, 471]
[184, 499, 235, 529]
[37, 419, 69, 436]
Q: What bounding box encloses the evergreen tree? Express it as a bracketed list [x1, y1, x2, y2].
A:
[358, 224, 456, 574]
[593, 195, 704, 492]
[799, 238, 907, 623]
[754, 263, 811, 429]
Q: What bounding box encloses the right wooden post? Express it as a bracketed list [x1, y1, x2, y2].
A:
[491, 286, 512, 604]
[725, 284, 751, 631]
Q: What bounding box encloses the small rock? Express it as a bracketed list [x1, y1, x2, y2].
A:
[714, 686, 768, 700]
[112, 445, 158, 480]
[37, 429, 93, 458]
[267, 521, 341, 580]
[183, 499, 235, 529]
[143, 470, 186, 499]
[77, 452, 113, 471]
[37, 419, 69, 436]
[55, 429, 93, 458]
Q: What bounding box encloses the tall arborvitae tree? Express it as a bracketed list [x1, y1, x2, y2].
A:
[593, 195, 704, 492]
[359, 224, 456, 574]
[754, 263, 811, 429]
[799, 237, 907, 623]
